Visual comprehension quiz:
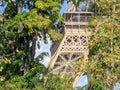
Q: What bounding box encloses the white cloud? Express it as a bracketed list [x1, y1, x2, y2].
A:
[35, 35, 52, 67]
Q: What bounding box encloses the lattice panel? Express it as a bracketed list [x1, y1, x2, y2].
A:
[80, 35, 88, 46]
[62, 34, 90, 52]
[73, 35, 80, 46]
[64, 35, 73, 46]
[61, 46, 87, 52]
[64, 35, 89, 46]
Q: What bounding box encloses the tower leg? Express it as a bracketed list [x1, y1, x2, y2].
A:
[73, 49, 89, 88]
[73, 75, 80, 88]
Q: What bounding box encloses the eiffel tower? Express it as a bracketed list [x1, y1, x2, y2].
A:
[48, 1, 93, 88]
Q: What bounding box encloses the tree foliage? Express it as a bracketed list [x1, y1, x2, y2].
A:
[75, 0, 120, 90]
[0, 0, 66, 89]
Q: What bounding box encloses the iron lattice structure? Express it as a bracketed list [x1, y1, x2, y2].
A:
[48, 12, 93, 88]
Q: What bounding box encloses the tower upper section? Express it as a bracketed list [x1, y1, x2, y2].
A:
[64, 12, 93, 34]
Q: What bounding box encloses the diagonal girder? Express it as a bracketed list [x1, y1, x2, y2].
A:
[51, 52, 84, 77]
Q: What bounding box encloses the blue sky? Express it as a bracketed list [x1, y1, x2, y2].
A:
[0, 2, 7, 15]
[60, 0, 68, 15]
